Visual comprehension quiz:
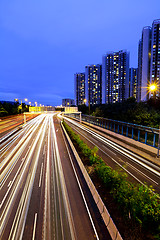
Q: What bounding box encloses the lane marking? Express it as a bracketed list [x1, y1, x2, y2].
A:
[52, 118, 76, 240]
[126, 162, 159, 185]
[62, 128, 100, 240]
[65, 117, 160, 178]
[32, 213, 38, 240]
[102, 144, 117, 156]
[39, 163, 43, 188]
[66, 123, 160, 193]
[0, 115, 48, 238]
[7, 181, 12, 188]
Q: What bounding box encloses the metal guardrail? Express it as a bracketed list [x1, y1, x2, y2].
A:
[64, 113, 160, 149]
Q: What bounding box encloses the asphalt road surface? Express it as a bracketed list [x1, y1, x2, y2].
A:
[0, 114, 38, 138]
[0, 113, 110, 240]
[62, 116, 160, 195]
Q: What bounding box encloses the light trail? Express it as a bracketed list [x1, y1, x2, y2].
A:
[0, 114, 44, 172]
[0, 115, 48, 238]
[61, 124, 100, 240]
[0, 113, 104, 240]
[32, 213, 38, 240]
[63, 116, 160, 178]
[43, 116, 51, 240]
[39, 163, 43, 188]
[51, 116, 76, 240]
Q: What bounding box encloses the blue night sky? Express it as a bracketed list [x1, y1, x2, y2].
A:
[0, 0, 160, 106]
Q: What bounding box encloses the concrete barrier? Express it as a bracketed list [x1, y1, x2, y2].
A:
[61, 122, 123, 240]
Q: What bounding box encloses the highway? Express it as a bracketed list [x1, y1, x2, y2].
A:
[0, 113, 110, 240]
[0, 114, 38, 138]
[63, 116, 160, 195]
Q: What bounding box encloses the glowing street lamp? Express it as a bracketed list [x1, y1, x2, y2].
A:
[149, 83, 157, 99]
[83, 99, 87, 104]
[15, 98, 28, 113]
[149, 84, 157, 92]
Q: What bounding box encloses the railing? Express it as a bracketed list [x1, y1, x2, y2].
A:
[64, 113, 160, 148]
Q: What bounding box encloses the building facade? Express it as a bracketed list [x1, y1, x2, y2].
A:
[85, 64, 102, 106]
[62, 99, 75, 107]
[137, 26, 152, 102]
[74, 73, 85, 106]
[29, 106, 55, 112]
[150, 19, 160, 97]
[129, 68, 138, 99]
[102, 50, 129, 104]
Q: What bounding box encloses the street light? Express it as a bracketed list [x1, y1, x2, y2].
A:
[15, 98, 28, 113]
[83, 98, 90, 115]
[149, 83, 160, 157]
[149, 83, 157, 99]
[150, 84, 156, 91]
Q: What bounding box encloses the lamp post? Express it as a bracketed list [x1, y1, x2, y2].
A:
[15, 98, 28, 124]
[83, 98, 90, 115]
[15, 98, 27, 113]
[149, 83, 160, 157]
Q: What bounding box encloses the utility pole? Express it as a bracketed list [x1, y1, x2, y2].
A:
[80, 112, 81, 123]
[24, 113, 26, 125]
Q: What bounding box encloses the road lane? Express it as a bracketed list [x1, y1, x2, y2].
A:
[0, 113, 111, 240]
[0, 114, 39, 138]
[54, 116, 111, 240]
[63, 116, 160, 194]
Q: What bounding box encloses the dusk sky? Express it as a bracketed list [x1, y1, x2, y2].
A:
[0, 0, 160, 106]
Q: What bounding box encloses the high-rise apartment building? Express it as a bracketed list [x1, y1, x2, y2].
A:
[150, 19, 160, 97]
[102, 50, 129, 104]
[62, 98, 75, 107]
[129, 68, 138, 99]
[85, 64, 102, 105]
[137, 26, 152, 102]
[74, 73, 85, 106]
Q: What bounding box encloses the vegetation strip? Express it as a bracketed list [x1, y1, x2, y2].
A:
[63, 121, 160, 239]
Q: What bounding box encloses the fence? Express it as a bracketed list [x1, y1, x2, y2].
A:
[64, 113, 160, 148]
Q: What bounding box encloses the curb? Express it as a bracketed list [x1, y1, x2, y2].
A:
[61, 121, 123, 240]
